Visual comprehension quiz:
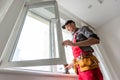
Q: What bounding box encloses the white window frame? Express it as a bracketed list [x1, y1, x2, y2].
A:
[0, 0, 67, 68]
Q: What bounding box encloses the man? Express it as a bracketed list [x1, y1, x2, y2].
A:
[62, 20, 103, 80]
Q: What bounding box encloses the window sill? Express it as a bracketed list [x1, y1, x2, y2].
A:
[0, 69, 77, 78]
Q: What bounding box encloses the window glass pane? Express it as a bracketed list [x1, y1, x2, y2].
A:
[57, 64, 65, 73]
[29, 5, 55, 20]
[53, 23, 59, 58]
[11, 4, 57, 61]
[56, 64, 75, 74]
[60, 29, 75, 74]
[62, 30, 73, 63]
[11, 12, 50, 61]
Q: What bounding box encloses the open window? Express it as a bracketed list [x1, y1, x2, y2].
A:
[0, 0, 67, 69]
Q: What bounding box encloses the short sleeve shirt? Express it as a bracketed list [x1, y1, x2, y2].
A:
[72, 26, 99, 52]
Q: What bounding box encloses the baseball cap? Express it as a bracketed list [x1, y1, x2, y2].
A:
[62, 20, 75, 29]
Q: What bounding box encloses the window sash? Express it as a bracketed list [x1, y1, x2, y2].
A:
[0, 0, 66, 68]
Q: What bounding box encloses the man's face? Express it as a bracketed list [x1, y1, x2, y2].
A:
[65, 23, 76, 32]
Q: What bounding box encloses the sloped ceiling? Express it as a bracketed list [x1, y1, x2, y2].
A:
[57, 0, 120, 28]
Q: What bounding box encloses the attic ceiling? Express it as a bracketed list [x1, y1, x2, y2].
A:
[57, 0, 120, 28]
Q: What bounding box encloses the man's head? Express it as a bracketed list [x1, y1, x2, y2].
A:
[62, 20, 76, 32]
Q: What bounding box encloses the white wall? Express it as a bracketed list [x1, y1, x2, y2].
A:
[0, 0, 13, 57]
[97, 15, 120, 80]
[0, 0, 25, 58]
[0, 0, 13, 24]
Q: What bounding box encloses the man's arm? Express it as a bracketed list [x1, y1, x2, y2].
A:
[62, 37, 99, 47]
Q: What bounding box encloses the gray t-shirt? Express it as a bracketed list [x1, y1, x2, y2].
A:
[72, 26, 99, 52]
